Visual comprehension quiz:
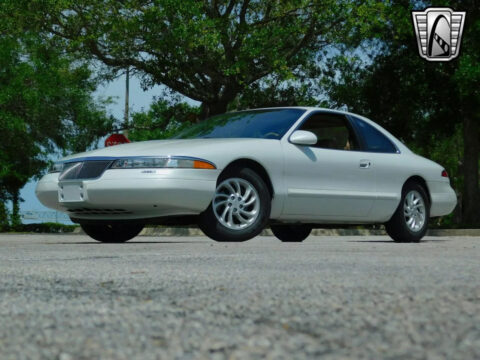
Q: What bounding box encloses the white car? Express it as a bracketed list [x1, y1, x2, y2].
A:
[36, 107, 457, 243]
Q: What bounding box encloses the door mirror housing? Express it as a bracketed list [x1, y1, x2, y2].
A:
[289, 130, 318, 146]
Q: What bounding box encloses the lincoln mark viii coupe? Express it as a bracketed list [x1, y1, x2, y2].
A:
[36, 107, 457, 243]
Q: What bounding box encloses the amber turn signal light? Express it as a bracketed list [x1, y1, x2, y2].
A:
[193, 160, 216, 169]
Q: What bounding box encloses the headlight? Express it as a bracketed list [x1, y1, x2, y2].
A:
[49, 162, 64, 173]
[110, 157, 216, 170]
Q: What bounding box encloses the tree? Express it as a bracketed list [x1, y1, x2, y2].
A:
[0, 191, 9, 231]
[128, 98, 200, 141]
[229, 75, 321, 110]
[0, 32, 115, 225]
[452, 1, 480, 224]
[9, 0, 387, 118]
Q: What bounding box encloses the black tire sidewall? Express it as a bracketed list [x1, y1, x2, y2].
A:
[386, 183, 430, 243]
[81, 223, 144, 243]
[271, 224, 312, 242]
[199, 167, 271, 242]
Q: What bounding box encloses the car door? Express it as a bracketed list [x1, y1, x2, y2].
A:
[281, 112, 376, 220]
[348, 115, 404, 222]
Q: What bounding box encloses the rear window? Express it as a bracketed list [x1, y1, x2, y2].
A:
[351, 116, 398, 153]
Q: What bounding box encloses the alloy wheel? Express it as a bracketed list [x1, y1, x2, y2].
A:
[403, 190, 426, 232]
[212, 178, 260, 230]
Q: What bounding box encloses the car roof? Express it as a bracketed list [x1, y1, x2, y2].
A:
[239, 107, 411, 154]
[237, 106, 361, 118]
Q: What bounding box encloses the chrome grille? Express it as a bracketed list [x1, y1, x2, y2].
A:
[59, 161, 111, 180]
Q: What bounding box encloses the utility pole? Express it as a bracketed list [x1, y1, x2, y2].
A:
[124, 67, 130, 138]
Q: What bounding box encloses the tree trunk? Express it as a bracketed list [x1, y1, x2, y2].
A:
[10, 190, 21, 229]
[462, 117, 480, 225]
[200, 100, 229, 120]
[0, 201, 9, 231]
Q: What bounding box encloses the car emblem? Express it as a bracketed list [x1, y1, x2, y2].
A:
[412, 7, 466, 62]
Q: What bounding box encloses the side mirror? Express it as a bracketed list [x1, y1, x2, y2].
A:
[289, 130, 318, 146]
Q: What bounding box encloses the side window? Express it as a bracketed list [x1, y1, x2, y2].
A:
[298, 113, 359, 151]
[351, 116, 397, 153]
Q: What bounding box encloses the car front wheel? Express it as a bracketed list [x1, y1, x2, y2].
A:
[80, 223, 144, 243]
[199, 167, 271, 242]
[385, 182, 429, 243]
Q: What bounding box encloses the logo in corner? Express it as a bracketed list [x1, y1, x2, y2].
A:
[412, 7, 466, 62]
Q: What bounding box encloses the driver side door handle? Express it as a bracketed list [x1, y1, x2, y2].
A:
[359, 160, 371, 169]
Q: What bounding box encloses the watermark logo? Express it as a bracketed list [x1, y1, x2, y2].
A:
[412, 7, 466, 62]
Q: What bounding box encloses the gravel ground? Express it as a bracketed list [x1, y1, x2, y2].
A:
[0, 234, 479, 360]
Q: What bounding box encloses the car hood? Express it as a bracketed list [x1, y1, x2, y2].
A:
[61, 138, 277, 162]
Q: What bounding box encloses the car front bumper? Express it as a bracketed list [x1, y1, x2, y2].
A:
[36, 168, 220, 220]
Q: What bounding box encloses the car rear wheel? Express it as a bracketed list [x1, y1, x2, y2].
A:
[199, 167, 271, 242]
[80, 223, 144, 243]
[385, 182, 429, 243]
[271, 224, 312, 242]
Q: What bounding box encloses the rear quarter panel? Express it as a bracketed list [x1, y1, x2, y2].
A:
[371, 152, 455, 221]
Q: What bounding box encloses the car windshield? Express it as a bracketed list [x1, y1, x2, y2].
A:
[174, 109, 305, 140]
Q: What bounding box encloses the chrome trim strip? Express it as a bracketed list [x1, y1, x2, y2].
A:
[288, 188, 376, 200]
[61, 156, 217, 169]
[62, 157, 118, 163]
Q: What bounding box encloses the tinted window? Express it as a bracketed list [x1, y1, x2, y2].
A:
[298, 113, 359, 150]
[351, 116, 397, 153]
[174, 109, 305, 140]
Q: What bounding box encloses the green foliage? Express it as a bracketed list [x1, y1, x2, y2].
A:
[321, 1, 458, 144]
[8, 0, 388, 116]
[453, 4, 480, 114]
[0, 31, 115, 215]
[411, 126, 463, 195]
[128, 99, 200, 141]
[230, 77, 321, 110]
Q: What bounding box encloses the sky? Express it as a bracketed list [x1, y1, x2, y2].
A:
[18, 74, 199, 216]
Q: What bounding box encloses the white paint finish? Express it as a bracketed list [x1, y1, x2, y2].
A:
[36, 173, 63, 211]
[289, 130, 318, 145]
[37, 169, 218, 219]
[426, 180, 458, 216]
[36, 107, 457, 224]
[280, 144, 375, 219]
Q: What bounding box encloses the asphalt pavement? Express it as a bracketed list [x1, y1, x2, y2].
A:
[0, 234, 479, 360]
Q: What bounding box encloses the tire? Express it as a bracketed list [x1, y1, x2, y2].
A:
[271, 224, 312, 242]
[199, 167, 271, 242]
[385, 182, 430, 243]
[80, 223, 144, 243]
